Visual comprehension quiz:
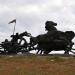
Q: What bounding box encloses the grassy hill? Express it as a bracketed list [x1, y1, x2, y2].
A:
[0, 55, 75, 75]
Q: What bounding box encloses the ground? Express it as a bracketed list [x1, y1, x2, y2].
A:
[0, 54, 75, 75]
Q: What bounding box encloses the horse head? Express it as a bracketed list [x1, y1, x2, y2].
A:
[65, 31, 75, 41]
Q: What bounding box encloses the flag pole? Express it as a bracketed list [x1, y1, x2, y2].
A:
[13, 23, 16, 35]
[8, 19, 16, 35]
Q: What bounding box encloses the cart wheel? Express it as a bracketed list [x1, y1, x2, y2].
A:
[18, 37, 28, 52]
[18, 38, 27, 46]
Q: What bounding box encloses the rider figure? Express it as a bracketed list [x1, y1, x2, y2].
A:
[11, 33, 19, 43]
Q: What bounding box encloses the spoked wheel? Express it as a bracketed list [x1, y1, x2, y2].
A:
[17, 37, 29, 53]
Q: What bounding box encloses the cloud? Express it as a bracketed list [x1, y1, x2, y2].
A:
[0, 0, 75, 43]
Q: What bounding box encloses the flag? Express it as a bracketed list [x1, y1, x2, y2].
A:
[8, 19, 16, 24]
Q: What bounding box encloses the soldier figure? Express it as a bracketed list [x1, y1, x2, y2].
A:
[1, 39, 11, 51]
[11, 33, 19, 44]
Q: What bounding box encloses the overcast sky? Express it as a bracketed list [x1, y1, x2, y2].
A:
[0, 0, 75, 43]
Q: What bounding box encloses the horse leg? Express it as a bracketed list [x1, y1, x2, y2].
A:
[64, 43, 73, 55]
[40, 50, 43, 54]
[36, 50, 40, 54]
[64, 50, 69, 55]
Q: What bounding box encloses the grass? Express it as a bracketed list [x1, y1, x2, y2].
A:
[0, 55, 75, 75]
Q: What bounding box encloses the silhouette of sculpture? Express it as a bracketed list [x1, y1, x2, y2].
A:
[0, 20, 74, 55]
[44, 21, 69, 44]
[10, 31, 29, 53]
[29, 21, 75, 54]
[1, 39, 12, 52]
[45, 21, 57, 41]
[45, 21, 67, 42]
[11, 33, 19, 44]
[37, 21, 58, 43]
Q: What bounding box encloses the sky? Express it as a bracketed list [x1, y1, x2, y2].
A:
[0, 0, 75, 44]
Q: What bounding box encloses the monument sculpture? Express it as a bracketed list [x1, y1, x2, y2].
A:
[0, 21, 75, 55]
